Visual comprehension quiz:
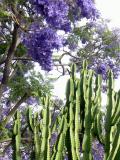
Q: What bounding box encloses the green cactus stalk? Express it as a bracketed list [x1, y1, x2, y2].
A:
[79, 60, 88, 145]
[104, 71, 114, 160]
[68, 64, 78, 160]
[75, 80, 80, 160]
[55, 117, 67, 160]
[33, 112, 40, 159]
[96, 111, 105, 144]
[107, 123, 120, 160]
[82, 70, 93, 160]
[94, 74, 102, 111]
[12, 111, 21, 160]
[52, 115, 68, 160]
[40, 96, 51, 160]
[111, 90, 120, 125]
[92, 75, 104, 144]
[27, 107, 41, 159]
[114, 145, 120, 159]
[64, 72, 73, 159]
[69, 78, 77, 160]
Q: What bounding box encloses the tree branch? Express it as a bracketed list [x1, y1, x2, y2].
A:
[0, 23, 19, 99]
[2, 24, 19, 85]
[2, 93, 29, 127]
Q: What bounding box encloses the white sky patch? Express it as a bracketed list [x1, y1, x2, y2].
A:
[114, 77, 120, 91]
[96, 0, 120, 28]
[53, 75, 69, 100]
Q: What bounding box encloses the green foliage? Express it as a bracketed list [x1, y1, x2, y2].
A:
[14, 44, 27, 57]
[0, 43, 8, 56]
[8, 69, 53, 102]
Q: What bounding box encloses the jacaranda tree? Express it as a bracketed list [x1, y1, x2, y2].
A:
[66, 19, 120, 79]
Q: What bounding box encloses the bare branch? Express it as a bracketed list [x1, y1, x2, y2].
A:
[2, 93, 29, 127]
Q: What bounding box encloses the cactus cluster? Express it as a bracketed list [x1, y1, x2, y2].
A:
[0, 61, 120, 160]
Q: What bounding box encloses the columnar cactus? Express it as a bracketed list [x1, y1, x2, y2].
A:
[9, 61, 120, 160]
[33, 112, 40, 159]
[51, 115, 68, 160]
[75, 80, 80, 160]
[111, 90, 120, 125]
[79, 60, 87, 144]
[107, 123, 120, 160]
[69, 64, 77, 160]
[12, 111, 21, 160]
[40, 96, 51, 160]
[104, 71, 115, 159]
[92, 75, 104, 144]
[82, 70, 93, 160]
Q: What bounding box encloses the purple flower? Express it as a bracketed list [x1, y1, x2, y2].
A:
[89, 58, 120, 80]
[21, 149, 32, 160]
[0, 75, 2, 81]
[29, 0, 71, 31]
[96, 64, 106, 75]
[0, 146, 13, 160]
[23, 26, 62, 71]
[26, 97, 38, 105]
[77, 0, 100, 19]
[50, 132, 58, 147]
[81, 38, 87, 44]
[92, 139, 104, 160]
[102, 84, 107, 93]
[29, 0, 99, 32]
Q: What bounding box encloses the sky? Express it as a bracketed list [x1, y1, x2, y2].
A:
[53, 0, 120, 102]
[96, 0, 120, 28]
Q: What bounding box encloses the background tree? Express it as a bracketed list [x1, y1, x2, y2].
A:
[53, 19, 120, 79]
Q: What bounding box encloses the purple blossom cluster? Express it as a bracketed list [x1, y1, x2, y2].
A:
[0, 146, 13, 160]
[29, 0, 99, 23]
[0, 89, 11, 121]
[24, 0, 99, 71]
[92, 139, 104, 160]
[23, 26, 62, 71]
[76, 0, 99, 19]
[29, 0, 71, 32]
[0, 145, 31, 160]
[26, 96, 38, 105]
[90, 58, 120, 80]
